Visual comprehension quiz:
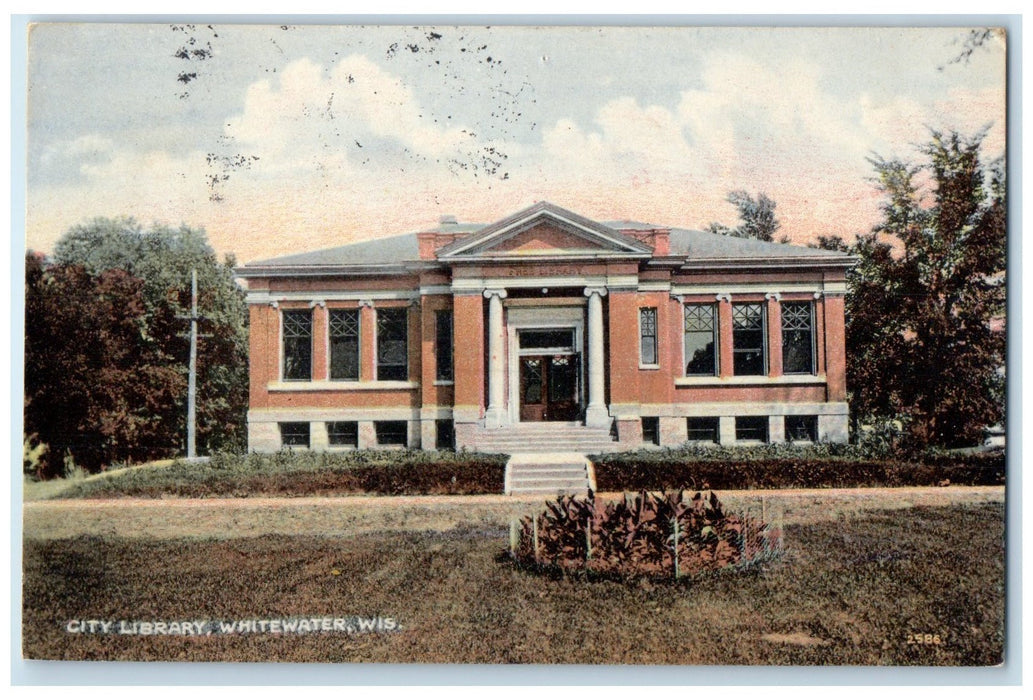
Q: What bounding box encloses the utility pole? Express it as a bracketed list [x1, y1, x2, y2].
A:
[187, 268, 198, 459]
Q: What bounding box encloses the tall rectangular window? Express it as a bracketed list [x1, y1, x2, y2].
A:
[684, 304, 717, 376]
[376, 308, 408, 381]
[282, 309, 312, 381]
[639, 307, 658, 365]
[782, 301, 815, 374]
[436, 310, 453, 381]
[732, 303, 766, 375]
[329, 309, 360, 380]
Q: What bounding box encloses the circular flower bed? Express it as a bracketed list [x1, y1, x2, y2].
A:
[510, 489, 781, 580]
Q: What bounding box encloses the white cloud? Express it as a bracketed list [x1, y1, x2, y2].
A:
[39, 133, 115, 168]
[223, 55, 478, 178]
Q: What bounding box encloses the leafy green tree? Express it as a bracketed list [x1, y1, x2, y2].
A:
[26, 219, 248, 475]
[843, 130, 1005, 447]
[706, 190, 782, 242]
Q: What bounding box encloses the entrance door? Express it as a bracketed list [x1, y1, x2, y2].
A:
[520, 354, 580, 421]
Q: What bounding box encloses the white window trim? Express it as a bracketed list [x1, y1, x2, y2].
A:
[327, 307, 362, 382]
[682, 302, 719, 378]
[280, 308, 313, 383]
[435, 309, 454, 383]
[374, 307, 409, 382]
[267, 380, 419, 392]
[781, 300, 817, 376]
[675, 375, 826, 387]
[638, 306, 659, 369]
[731, 302, 767, 377]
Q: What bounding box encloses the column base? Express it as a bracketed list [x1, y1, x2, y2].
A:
[484, 407, 508, 429]
[585, 405, 611, 429]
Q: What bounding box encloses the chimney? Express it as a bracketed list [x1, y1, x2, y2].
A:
[439, 215, 458, 226]
[417, 232, 439, 260]
[651, 228, 670, 256]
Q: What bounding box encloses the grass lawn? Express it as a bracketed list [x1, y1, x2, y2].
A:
[22, 497, 1004, 665]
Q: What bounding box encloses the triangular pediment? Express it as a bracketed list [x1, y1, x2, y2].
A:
[436, 202, 653, 260]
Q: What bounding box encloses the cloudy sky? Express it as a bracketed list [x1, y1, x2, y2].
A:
[25, 23, 1006, 264]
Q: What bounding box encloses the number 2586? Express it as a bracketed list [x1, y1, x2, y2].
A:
[907, 633, 943, 645]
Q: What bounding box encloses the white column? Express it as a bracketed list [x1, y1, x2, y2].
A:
[584, 286, 609, 428]
[483, 288, 508, 428]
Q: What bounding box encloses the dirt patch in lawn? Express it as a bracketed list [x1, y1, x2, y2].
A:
[761, 632, 829, 646]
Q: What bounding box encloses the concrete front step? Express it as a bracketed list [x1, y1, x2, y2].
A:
[505, 452, 596, 496]
[510, 468, 587, 478]
[474, 443, 632, 455]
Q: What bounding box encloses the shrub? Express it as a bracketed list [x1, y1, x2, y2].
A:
[23, 435, 49, 479]
[45, 449, 507, 499]
[589, 448, 1004, 492]
[511, 490, 780, 581]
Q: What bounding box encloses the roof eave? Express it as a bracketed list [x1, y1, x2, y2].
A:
[648, 255, 857, 271]
[442, 251, 652, 264]
[235, 262, 433, 278]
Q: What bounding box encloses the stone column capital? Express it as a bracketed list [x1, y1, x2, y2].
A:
[584, 286, 608, 298]
[483, 288, 508, 300]
[715, 292, 732, 303]
[764, 292, 782, 302]
[309, 299, 326, 309]
[358, 299, 375, 308]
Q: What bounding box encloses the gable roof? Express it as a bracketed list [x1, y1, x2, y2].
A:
[436, 201, 653, 260]
[237, 204, 853, 277]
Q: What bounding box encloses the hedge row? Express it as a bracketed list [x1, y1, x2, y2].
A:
[50, 450, 507, 499]
[589, 449, 1005, 492]
[45, 448, 1006, 499]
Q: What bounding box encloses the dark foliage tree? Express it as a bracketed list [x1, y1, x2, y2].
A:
[56, 219, 250, 454]
[840, 130, 1005, 447]
[26, 219, 248, 476]
[25, 257, 184, 476]
[706, 190, 782, 242]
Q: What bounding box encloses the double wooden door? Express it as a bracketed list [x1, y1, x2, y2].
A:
[519, 354, 580, 422]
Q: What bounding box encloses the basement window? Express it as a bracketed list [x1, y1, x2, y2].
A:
[735, 416, 768, 443]
[327, 421, 358, 447]
[279, 422, 310, 449]
[642, 417, 660, 446]
[687, 417, 720, 444]
[375, 421, 408, 447]
[435, 420, 455, 451]
[785, 415, 819, 443]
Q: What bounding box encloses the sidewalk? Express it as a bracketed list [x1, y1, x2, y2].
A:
[22, 485, 1004, 541]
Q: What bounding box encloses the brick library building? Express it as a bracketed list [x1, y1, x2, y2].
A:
[237, 201, 853, 454]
